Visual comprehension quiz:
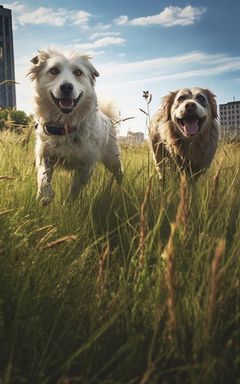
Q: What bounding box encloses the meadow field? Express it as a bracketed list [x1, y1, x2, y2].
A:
[0, 126, 240, 383]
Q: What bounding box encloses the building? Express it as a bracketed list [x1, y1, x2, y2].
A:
[219, 100, 240, 136]
[0, 5, 16, 108]
[127, 131, 145, 144]
[119, 131, 145, 145]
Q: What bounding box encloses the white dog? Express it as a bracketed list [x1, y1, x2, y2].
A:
[28, 48, 122, 204]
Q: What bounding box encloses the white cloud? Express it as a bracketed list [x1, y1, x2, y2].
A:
[97, 50, 239, 92]
[3, 1, 25, 12]
[114, 16, 129, 26]
[28, 36, 125, 59]
[96, 51, 218, 79]
[70, 10, 92, 26]
[3, 3, 91, 28]
[73, 37, 126, 50]
[94, 23, 112, 30]
[89, 31, 121, 40]
[114, 5, 206, 27]
[18, 7, 66, 27]
[103, 61, 240, 88]
[72, 38, 84, 43]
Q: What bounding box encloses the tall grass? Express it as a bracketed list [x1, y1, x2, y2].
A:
[0, 127, 240, 383]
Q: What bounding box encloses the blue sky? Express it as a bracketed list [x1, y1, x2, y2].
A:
[3, 0, 240, 134]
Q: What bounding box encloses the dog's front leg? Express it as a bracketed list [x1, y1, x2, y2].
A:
[151, 134, 167, 184]
[68, 164, 93, 199]
[36, 156, 55, 205]
[102, 131, 123, 185]
[101, 155, 123, 185]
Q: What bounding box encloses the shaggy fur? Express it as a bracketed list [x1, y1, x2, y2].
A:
[149, 87, 219, 179]
[28, 48, 122, 204]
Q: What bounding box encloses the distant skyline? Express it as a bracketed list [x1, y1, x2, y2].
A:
[3, 0, 240, 134]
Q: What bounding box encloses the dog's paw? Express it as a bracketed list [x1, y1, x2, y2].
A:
[37, 185, 55, 205]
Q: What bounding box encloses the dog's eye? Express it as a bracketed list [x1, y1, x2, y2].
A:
[177, 95, 187, 102]
[49, 67, 59, 75]
[196, 95, 206, 104]
[74, 69, 82, 77]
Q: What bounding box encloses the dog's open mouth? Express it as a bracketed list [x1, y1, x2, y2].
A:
[177, 116, 206, 137]
[50, 92, 81, 114]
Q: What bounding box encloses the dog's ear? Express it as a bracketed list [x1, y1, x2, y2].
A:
[161, 91, 177, 122]
[205, 89, 218, 119]
[78, 54, 99, 86]
[27, 51, 50, 81]
[85, 61, 99, 86]
[87, 62, 99, 79]
[31, 55, 40, 65]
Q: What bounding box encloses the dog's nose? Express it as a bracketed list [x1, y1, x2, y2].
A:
[185, 102, 196, 112]
[60, 82, 73, 95]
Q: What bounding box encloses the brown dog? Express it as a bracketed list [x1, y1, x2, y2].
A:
[149, 87, 219, 180]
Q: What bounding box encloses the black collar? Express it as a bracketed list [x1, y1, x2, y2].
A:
[35, 122, 78, 136]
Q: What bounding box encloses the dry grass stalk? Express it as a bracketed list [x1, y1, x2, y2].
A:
[142, 90, 152, 104]
[165, 223, 177, 333]
[113, 116, 135, 126]
[139, 176, 153, 270]
[0, 209, 14, 216]
[209, 168, 221, 207]
[36, 228, 58, 248]
[43, 235, 77, 249]
[22, 123, 34, 147]
[139, 108, 149, 116]
[139, 361, 155, 384]
[96, 241, 110, 286]
[31, 224, 54, 234]
[207, 239, 225, 333]
[0, 175, 17, 180]
[141, 90, 153, 178]
[175, 171, 190, 233]
[0, 79, 19, 86]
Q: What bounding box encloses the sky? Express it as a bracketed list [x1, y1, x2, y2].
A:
[3, 0, 240, 135]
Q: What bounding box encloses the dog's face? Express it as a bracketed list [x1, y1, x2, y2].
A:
[28, 48, 99, 116]
[162, 87, 218, 138]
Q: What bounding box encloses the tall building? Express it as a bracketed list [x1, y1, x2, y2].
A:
[219, 100, 240, 136]
[0, 5, 16, 108]
[119, 131, 145, 145]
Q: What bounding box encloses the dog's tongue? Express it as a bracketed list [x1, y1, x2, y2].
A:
[182, 119, 198, 136]
[59, 98, 74, 109]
